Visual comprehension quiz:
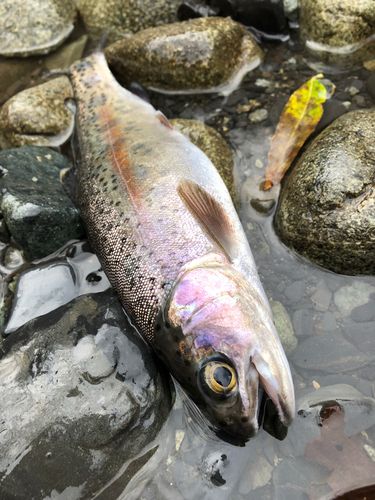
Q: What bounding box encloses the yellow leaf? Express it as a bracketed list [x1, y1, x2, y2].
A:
[262, 74, 335, 191]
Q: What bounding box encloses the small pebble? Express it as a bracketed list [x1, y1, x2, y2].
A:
[249, 109, 268, 123]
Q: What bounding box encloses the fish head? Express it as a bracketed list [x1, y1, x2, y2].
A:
[154, 256, 295, 444]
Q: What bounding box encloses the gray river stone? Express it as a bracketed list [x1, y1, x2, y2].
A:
[0, 290, 172, 499]
[0, 0, 76, 57]
[0, 147, 84, 259]
[275, 109, 375, 275]
[76, 0, 180, 43]
[105, 17, 263, 94]
[292, 333, 374, 373]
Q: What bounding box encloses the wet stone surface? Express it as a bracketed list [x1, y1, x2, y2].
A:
[0, 289, 172, 499]
[105, 17, 263, 94]
[0, 0, 76, 57]
[76, 0, 181, 43]
[275, 109, 375, 275]
[300, 0, 375, 70]
[0, 146, 84, 259]
[0, 76, 74, 149]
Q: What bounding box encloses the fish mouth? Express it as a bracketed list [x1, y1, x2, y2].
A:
[213, 388, 289, 446]
[258, 388, 289, 440]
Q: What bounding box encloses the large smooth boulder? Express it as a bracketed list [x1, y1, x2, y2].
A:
[0, 289, 172, 499]
[275, 109, 375, 275]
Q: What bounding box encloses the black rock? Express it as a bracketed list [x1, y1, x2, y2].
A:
[0, 146, 84, 259]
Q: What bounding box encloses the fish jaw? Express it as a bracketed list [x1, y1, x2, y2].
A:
[154, 254, 295, 442]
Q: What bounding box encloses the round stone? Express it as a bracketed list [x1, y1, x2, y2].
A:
[275, 109, 375, 275]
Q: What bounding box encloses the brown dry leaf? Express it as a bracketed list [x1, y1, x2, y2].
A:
[262, 74, 335, 191]
[305, 404, 375, 499]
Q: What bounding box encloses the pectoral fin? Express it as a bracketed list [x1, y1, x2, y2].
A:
[177, 180, 237, 261]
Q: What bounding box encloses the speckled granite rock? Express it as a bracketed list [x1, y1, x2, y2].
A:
[76, 0, 180, 43]
[170, 118, 236, 202]
[300, 0, 375, 68]
[0, 290, 172, 499]
[106, 17, 263, 94]
[0, 0, 76, 57]
[0, 77, 74, 148]
[300, 0, 375, 48]
[275, 109, 375, 275]
[0, 147, 84, 259]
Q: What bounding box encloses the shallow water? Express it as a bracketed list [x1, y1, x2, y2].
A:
[1, 31, 375, 500]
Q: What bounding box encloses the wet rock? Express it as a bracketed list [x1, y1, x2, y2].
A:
[275, 110, 375, 275]
[238, 455, 273, 493]
[343, 321, 375, 356]
[170, 118, 236, 201]
[0, 35, 87, 101]
[105, 17, 263, 95]
[0, 77, 74, 148]
[334, 281, 375, 317]
[0, 290, 172, 499]
[0, 0, 76, 57]
[300, 0, 375, 69]
[270, 300, 297, 354]
[0, 147, 84, 259]
[249, 108, 268, 123]
[310, 280, 332, 312]
[292, 333, 374, 373]
[300, 0, 375, 48]
[4, 241, 110, 334]
[76, 0, 180, 43]
[179, 0, 288, 35]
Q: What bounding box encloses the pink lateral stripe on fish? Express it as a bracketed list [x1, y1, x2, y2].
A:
[70, 52, 295, 443]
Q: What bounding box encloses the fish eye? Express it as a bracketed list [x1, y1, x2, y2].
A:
[200, 361, 237, 397]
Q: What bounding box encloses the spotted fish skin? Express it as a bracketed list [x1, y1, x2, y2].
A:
[71, 53, 258, 340]
[70, 53, 295, 441]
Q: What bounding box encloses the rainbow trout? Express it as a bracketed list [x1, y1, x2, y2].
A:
[70, 53, 295, 441]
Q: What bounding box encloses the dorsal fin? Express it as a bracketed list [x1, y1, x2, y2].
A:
[177, 179, 237, 261]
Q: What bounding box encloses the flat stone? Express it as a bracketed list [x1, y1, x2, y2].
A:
[249, 108, 268, 123]
[310, 281, 332, 312]
[0, 0, 76, 57]
[270, 300, 298, 353]
[0, 77, 74, 148]
[0, 147, 84, 259]
[343, 321, 375, 355]
[334, 281, 375, 316]
[105, 17, 263, 95]
[292, 333, 374, 373]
